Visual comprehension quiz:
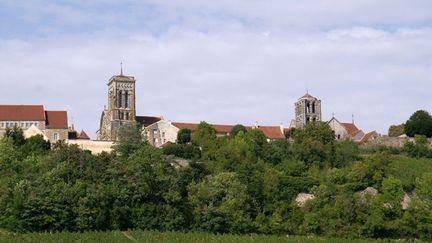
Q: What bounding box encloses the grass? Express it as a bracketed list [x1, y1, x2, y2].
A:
[0, 230, 405, 243]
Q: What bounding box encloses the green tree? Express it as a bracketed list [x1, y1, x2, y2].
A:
[191, 122, 216, 147]
[230, 124, 247, 137]
[113, 122, 144, 158]
[388, 124, 405, 137]
[177, 128, 192, 144]
[292, 122, 335, 166]
[404, 110, 432, 138]
[188, 172, 251, 233]
[5, 126, 26, 146]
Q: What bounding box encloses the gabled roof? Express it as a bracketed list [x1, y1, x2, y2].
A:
[360, 131, 379, 144]
[136, 116, 162, 127]
[77, 130, 90, 140]
[256, 126, 286, 139]
[45, 111, 68, 129]
[0, 105, 45, 121]
[341, 123, 361, 137]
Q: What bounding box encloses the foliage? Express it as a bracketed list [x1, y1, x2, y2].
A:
[230, 124, 247, 137]
[404, 110, 432, 138]
[5, 126, 26, 146]
[113, 122, 144, 158]
[2, 117, 432, 240]
[177, 128, 192, 144]
[388, 124, 405, 137]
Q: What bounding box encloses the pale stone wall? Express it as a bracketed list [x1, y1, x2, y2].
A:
[44, 129, 68, 142]
[362, 136, 414, 148]
[328, 118, 349, 140]
[144, 120, 179, 147]
[67, 140, 113, 154]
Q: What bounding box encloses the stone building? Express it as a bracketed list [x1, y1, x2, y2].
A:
[291, 93, 322, 128]
[97, 72, 162, 141]
[328, 116, 379, 143]
[97, 73, 137, 141]
[144, 120, 287, 147]
[0, 105, 68, 142]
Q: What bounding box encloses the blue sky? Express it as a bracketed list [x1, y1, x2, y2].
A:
[1, 0, 432, 138]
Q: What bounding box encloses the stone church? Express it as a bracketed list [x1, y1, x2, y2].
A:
[290, 93, 322, 128]
[96, 72, 161, 141]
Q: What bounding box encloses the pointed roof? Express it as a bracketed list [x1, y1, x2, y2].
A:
[299, 93, 317, 100]
[77, 130, 90, 140]
[341, 123, 361, 137]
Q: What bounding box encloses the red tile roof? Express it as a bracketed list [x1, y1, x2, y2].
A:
[45, 111, 68, 129]
[257, 126, 286, 139]
[0, 105, 45, 121]
[77, 130, 90, 140]
[360, 131, 379, 143]
[341, 123, 361, 137]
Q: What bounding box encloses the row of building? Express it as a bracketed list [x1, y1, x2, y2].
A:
[0, 72, 379, 153]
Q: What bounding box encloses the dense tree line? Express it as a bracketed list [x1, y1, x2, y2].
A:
[0, 122, 432, 240]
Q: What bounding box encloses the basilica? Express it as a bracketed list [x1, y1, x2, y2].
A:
[96, 72, 378, 147]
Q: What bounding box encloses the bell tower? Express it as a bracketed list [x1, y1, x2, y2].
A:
[97, 70, 136, 141]
[294, 93, 322, 128]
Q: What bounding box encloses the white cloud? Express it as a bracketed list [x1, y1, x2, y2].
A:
[0, 1, 432, 138]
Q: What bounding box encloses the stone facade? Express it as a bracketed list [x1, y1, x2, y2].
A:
[97, 74, 137, 141]
[292, 93, 322, 128]
[144, 120, 180, 147]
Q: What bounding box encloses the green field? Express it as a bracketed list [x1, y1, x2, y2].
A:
[0, 230, 403, 243]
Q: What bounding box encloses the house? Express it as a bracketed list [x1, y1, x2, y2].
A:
[0, 105, 68, 142]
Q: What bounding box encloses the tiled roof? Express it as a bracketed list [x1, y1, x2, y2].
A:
[0, 105, 45, 121]
[341, 123, 361, 137]
[77, 130, 90, 140]
[136, 116, 162, 127]
[360, 131, 379, 143]
[257, 126, 286, 139]
[45, 111, 68, 129]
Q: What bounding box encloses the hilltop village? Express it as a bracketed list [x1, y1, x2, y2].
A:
[0, 72, 381, 153]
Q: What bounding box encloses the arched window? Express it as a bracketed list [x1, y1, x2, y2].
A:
[125, 91, 129, 108]
[312, 102, 315, 113]
[117, 90, 122, 108]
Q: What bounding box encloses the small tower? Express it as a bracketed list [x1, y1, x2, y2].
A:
[294, 93, 322, 128]
[97, 70, 136, 141]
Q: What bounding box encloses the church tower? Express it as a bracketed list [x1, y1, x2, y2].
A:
[293, 93, 322, 128]
[97, 71, 136, 141]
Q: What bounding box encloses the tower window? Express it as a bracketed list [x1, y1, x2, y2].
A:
[312, 102, 316, 113]
[125, 91, 128, 108]
[117, 90, 122, 108]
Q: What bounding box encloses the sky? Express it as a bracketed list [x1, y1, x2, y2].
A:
[1, 0, 431, 138]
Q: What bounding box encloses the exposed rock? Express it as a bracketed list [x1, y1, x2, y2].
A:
[401, 192, 414, 210]
[295, 193, 315, 207]
[360, 187, 378, 197]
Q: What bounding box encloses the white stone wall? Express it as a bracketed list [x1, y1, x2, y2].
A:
[328, 118, 349, 140]
[144, 120, 179, 147]
[67, 140, 113, 154]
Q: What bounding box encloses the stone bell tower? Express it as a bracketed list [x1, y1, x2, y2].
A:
[97, 69, 136, 141]
[294, 93, 322, 128]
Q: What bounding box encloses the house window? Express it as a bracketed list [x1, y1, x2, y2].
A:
[53, 133, 59, 141]
[0, 123, 3, 128]
[153, 129, 157, 136]
[162, 132, 165, 138]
